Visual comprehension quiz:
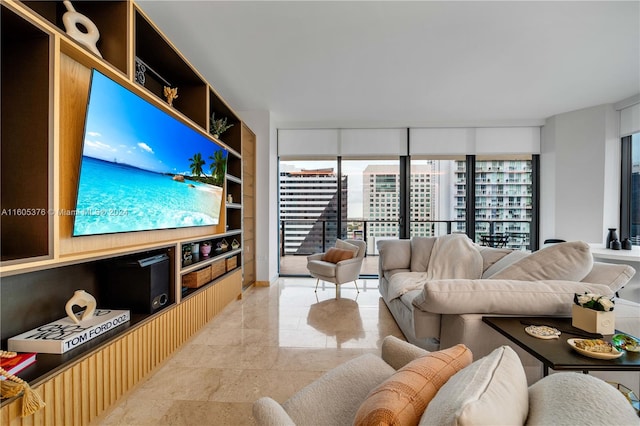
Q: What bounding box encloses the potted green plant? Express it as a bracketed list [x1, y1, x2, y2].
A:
[209, 113, 234, 139]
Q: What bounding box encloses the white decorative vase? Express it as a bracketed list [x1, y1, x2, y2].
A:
[65, 289, 97, 324]
[571, 305, 615, 335]
[62, 0, 103, 58]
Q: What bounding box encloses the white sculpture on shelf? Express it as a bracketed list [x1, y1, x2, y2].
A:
[62, 0, 102, 58]
[65, 289, 97, 324]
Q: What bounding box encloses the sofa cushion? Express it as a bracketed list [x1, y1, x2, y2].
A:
[580, 261, 636, 292]
[490, 241, 593, 282]
[482, 250, 530, 278]
[526, 373, 639, 425]
[410, 236, 437, 272]
[420, 345, 528, 426]
[477, 246, 513, 273]
[378, 239, 412, 271]
[412, 279, 615, 315]
[353, 344, 472, 426]
[321, 247, 356, 263]
[281, 353, 396, 425]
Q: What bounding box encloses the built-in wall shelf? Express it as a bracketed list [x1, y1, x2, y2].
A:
[0, 0, 254, 422]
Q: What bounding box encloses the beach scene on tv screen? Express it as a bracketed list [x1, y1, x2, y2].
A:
[73, 70, 227, 236]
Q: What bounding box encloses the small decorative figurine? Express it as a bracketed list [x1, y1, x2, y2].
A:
[62, 0, 102, 58]
[65, 289, 97, 324]
[163, 86, 179, 106]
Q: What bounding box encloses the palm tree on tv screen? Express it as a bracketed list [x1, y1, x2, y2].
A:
[188, 153, 205, 177]
[209, 151, 226, 187]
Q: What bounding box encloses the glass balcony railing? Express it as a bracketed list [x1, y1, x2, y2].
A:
[279, 218, 532, 276]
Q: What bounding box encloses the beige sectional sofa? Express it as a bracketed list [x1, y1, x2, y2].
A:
[377, 236, 640, 388]
[253, 336, 639, 425]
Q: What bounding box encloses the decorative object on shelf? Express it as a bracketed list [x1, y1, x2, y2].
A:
[163, 86, 179, 106]
[200, 241, 212, 257]
[227, 194, 233, 203]
[572, 292, 615, 334]
[610, 239, 622, 250]
[135, 57, 172, 89]
[65, 289, 97, 325]
[231, 239, 240, 250]
[606, 228, 618, 249]
[567, 338, 622, 360]
[61, 0, 102, 58]
[9, 310, 130, 354]
[611, 333, 640, 352]
[0, 351, 36, 377]
[621, 238, 633, 250]
[182, 265, 212, 289]
[182, 244, 192, 262]
[524, 325, 560, 340]
[191, 242, 200, 254]
[0, 363, 46, 417]
[210, 112, 234, 138]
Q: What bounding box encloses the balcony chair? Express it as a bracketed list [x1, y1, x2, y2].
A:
[307, 239, 367, 299]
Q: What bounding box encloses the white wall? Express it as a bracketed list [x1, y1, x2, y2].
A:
[238, 110, 279, 284]
[540, 104, 620, 245]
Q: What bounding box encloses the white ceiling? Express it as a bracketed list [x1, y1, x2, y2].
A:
[137, 1, 640, 127]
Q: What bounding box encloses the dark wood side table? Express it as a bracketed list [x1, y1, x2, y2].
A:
[482, 316, 640, 376]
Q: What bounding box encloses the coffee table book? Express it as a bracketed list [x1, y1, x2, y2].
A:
[0, 352, 37, 377]
[8, 309, 130, 354]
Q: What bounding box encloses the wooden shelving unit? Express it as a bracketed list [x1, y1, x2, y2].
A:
[0, 0, 255, 423]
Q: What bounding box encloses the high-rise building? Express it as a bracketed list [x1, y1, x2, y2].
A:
[279, 167, 347, 254]
[363, 163, 439, 241]
[455, 159, 533, 248]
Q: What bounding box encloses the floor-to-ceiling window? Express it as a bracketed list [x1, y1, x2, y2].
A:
[410, 157, 466, 237]
[632, 134, 639, 243]
[278, 127, 540, 276]
[278, 159, 340, 274]
[621, 132, 640, 244]
[342, 159, 401, 261]
[474, 155, 533, 250]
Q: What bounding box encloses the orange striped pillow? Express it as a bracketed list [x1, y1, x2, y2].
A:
[354, 344, 472, 426]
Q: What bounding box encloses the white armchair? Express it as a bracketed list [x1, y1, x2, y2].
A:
[307, 239, 367, 299]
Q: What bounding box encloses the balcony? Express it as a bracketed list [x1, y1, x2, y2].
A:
[279, 218, 532, 275]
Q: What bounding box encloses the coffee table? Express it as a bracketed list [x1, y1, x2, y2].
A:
[482, 316, 640, 376]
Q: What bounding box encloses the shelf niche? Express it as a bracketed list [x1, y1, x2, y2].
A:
[1, 5, 50, 262]
[19, 0, 129, 74]
[134, 9, 207, 128]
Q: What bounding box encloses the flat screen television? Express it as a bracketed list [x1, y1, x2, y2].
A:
[73, 69, 227, 237]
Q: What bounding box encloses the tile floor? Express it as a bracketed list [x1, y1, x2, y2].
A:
[92, 278, 404, 425]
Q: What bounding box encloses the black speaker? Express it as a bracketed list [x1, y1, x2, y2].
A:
[100, 253, 170, 314]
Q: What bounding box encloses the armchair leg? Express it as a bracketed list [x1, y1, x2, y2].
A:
[314, 278, 320, 293]
[353, 280, 360, 293]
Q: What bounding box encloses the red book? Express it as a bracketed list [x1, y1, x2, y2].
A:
[0, 352, 37, 377]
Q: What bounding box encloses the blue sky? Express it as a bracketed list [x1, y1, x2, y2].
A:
[82, 70, 226, 176]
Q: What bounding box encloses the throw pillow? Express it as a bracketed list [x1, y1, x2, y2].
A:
[527, 373, 639, 425]
[321, 247, 355, 264]
[353, 344, 472, 426]
[420, 346, 528, 426]
[490, 241, 593, 282]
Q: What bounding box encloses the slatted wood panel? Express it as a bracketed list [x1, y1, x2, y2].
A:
[0, 271, 242, 425]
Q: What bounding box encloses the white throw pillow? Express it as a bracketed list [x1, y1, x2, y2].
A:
[526, 373, 639, 425]
[419, 345, 528, 426]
